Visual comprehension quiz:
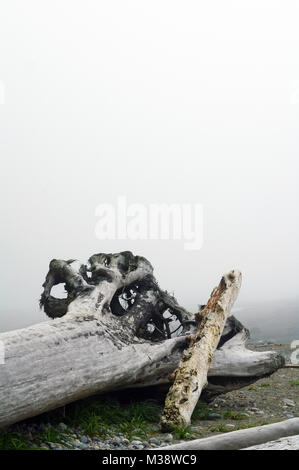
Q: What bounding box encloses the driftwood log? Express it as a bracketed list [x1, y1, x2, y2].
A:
[159, 418, 299, 450]
[161, 270, 242, 430]
[0, 251, 284, 428]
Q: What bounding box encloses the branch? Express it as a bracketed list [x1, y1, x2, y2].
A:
[161, 270, 242, 430]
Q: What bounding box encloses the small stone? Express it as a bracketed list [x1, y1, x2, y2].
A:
[190, 426, 201, 432]
[151, 424, 161, 432]
[131, 440, 142, 445]
[282, 399, 295, 407]
[39, 442, 50, 449]
[208, 413, 222, 420]
[47, 442, 58, 449]
[149, 437, 160, 445]
[163, 433, 173, 443]
[79, 443, 88, 450]
[111, 437, 121, 445]
[80, 436, 89, 444]
[134, 444, 144, 450]
[226, 424, 235, 429]
[69, 439, 81, 447]
[57, 422, 68, 431]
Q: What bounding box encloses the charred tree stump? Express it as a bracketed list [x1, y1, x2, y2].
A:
[0, 252, 284, 429]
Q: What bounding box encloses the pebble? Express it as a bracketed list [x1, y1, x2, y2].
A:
[79, 444, 88, 450]
[131, 440, 143, 446]
[190, 425, 201, 432]
[47, 442, 58, 449]
[151, 424, 161, 432]
[148, 437, 160, 445]
[58, 422, 68, 432]
[207, 413, 222, 420]
[282, 399, 295, 407]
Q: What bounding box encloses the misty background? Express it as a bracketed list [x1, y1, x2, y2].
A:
[0, 1, 298, 341]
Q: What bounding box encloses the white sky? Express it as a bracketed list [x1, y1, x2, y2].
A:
[0, 1, 298, 331]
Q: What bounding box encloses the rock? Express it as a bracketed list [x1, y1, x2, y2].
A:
[79, 443, 88, 450]
[226, 424, 235, 429]
[47, 442, 58, 449]
[39, 442, 50, 449]
[149, 437, 160, 445]
[282, 399, 295, 407]
[134, 444, 144, 450]
[111, 437, 122, 445]
[151, 424, 161, 432]
[131, 440, 143, 446]
[208, 413, 222, 420]
[163, 433, 173, 443]
[80, 435, 89, 444]
[57, 422, 68, 431]
[190, 425, 201, 432]
[69, 438, 81, 447]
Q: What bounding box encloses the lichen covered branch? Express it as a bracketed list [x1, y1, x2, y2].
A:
[160, 270, 242, 430]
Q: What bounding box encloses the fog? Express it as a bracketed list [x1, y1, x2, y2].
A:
[0, 1, 298, 333]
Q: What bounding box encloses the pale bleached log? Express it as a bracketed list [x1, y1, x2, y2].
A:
[0, 254, 285, 429]
[161, 270, 242, 430]
[0, 313, 284, 429]
[158, 418, 299, 450]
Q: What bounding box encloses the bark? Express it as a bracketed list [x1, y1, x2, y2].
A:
[161, 270, 242, 430]
[158, 418, 299, 450]
[0, 252, 285, 429]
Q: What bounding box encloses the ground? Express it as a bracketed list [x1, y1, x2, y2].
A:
[0, 344, 298, 450]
